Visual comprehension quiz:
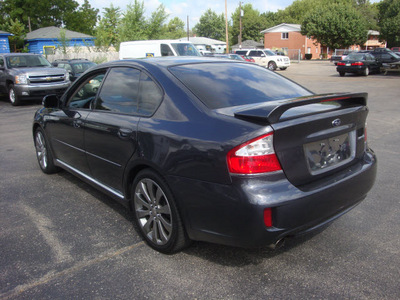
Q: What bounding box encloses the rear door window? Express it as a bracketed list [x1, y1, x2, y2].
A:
[137, 73, 163, 116]
[248, 50, 260, 57]
[96, 67, 140, 114]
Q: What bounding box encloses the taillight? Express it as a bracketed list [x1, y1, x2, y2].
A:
[351, 62, 364, 66]
[264, 208, 273, 227]
[337, 62, 346, 66]
[227, 133, 282, 174]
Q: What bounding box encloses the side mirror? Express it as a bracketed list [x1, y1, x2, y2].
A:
[43, 94, 60, 108]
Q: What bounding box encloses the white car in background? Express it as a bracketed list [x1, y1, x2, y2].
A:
[235, 49, 290, 70]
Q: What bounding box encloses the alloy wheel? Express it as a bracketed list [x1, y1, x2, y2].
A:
[134, 178, 173, 245]
[35, 131, 48, 170]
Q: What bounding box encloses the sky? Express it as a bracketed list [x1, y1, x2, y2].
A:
[77, 0, 295, 29]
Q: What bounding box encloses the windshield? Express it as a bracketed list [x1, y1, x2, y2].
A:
[71, 62, 96, 73]
[170, 62, 312, 109]
[170, 43, 201, 56]
[6, 55, 51, 68]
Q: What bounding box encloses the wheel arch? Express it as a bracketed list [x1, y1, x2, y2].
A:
[6, 79, 14, 90]
[124, 162, 167, 210]
[32, 122, 41, 137]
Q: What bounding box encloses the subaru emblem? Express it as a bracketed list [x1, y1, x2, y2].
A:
[332, 118, 341, 127]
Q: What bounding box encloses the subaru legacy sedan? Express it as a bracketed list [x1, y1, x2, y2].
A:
[33, 57, 377, 253]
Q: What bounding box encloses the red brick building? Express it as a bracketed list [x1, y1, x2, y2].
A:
[261, 23, 322, 59]
[261, 23, 386, 59]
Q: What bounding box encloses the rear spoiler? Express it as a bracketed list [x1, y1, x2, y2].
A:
[233, 92, 367, 124]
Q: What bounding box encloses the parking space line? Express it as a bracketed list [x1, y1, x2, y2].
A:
[0, 241, 145, 299]
[21, 204, 73, 264]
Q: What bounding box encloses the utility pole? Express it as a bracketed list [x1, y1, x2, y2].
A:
[225, 0, 229, 53]
[187, 16, 190, 41]
[239, 2, 242, 49]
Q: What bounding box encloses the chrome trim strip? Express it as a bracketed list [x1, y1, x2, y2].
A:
[54, 139, 85, 153]
[86, 151, 122, 167]
[56, 159, 124, 199]
[54, 140, 122, 167]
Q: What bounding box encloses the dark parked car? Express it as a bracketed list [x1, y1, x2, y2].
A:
[370, 48, 400, 64]
[336, 52, 382, 76]
[52, 59, 96, 81]
[33, 58, 377, 253]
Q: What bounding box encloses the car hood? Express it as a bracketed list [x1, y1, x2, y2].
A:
[11, 67, 67, 76]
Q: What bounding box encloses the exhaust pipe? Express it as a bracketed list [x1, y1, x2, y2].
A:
[268, 238, 285, 250]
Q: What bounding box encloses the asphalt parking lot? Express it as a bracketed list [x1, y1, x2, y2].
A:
[1, 61, 399, 299]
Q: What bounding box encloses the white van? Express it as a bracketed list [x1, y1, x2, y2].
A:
[119, 40, 201, 59]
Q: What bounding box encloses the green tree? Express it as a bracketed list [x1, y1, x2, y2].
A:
[65, 0, 99, 35]
[95, 4, 122, 49]
[163, 17, 186, 39]
[272, 0, 324, 24]
[2, 18, 26, 52]
[301, 3, 368, 49]
[146, 4, 169, 39]
[119, 0, 147, 41]
[378, 0, 400, 47]
[1, 0, 79, 31]
[57, 28, 70, 54]
[230, 4, 265, 45]
[356, 0, 379, 30]
[193, 9, 225, 41]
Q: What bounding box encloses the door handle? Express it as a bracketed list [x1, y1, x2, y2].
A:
[73, 119, 83, 128]
[118, 128, 133, 139]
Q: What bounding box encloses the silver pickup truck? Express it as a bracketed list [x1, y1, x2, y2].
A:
[0, 53, 70, 106]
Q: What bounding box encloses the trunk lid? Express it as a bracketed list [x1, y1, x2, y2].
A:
[233, 93, 368, 186]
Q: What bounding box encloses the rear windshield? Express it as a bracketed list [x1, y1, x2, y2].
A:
[169, 62, 312, 109]
[347, 53, 366, 60]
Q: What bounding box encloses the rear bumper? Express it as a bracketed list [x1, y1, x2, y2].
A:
[337, 66, 366, 74]
[167, 148, 377, 248]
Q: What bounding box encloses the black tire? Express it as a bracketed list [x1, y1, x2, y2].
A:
[339, 72, 345, 77]
[279, 67, 287, 70]
[267, 61, 277, 71]
[34, 128, 59, 174]
[363, 67, 369, 76]
[131, 169, 191, 254]
[8, 84, 21, 106]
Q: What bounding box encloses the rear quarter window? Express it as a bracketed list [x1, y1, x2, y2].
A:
[169, 62, 312, 109]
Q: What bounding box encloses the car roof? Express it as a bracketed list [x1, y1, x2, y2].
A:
[54, 59, 91, 63]
[95, 57, 244, 70]
[1, 53, 42, 57]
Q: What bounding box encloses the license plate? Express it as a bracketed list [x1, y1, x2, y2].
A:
[346, 63, 351, 66]
[304, 131, 356, 175]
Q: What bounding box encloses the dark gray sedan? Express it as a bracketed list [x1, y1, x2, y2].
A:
[33, 57, 377, 253]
